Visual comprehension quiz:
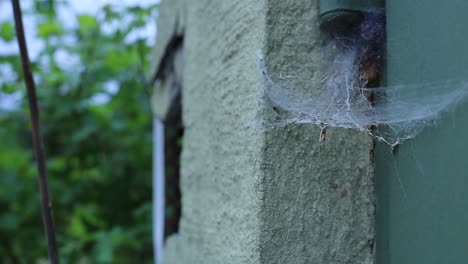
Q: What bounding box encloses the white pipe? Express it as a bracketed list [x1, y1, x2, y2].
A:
[153, 118, 165, 264]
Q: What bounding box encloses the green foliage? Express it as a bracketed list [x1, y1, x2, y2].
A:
[0, 1, 157, 263]
[0, 21, 15, 42]
[37, 21, 64, 38]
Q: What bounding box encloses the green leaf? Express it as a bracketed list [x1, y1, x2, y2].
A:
[69, 212, 88, 239]
[0, 21, 15, 42]
[77, 14, 99, 33]
[103, 49, 138, 72]
[94, 231, 115, 262]
[1, 83, 17, 94]
[37, 21, 63, 38]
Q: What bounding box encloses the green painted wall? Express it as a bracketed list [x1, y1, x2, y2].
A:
[376, 1, 468, 263]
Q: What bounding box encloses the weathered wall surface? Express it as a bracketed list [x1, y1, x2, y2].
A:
[259, 1, 375, 263]
[152, 0, 375, 263]
[160, 1, 266, 263]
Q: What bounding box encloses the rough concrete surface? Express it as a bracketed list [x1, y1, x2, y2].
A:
[161, 1, 265, 263]
[259, 1, 375, 263]
[152, 0, 375, 263]
[149, 0, 185, 79]
[149, 0, 184, 120]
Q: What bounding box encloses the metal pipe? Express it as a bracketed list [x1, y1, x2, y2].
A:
[319, 0, 384, 30]
[153, 118, 165, 264]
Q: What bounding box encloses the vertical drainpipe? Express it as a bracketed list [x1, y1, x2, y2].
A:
[151, 41, 183, 264]
[153, 118, 165, 264]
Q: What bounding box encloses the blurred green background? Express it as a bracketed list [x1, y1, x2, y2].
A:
[0, 1, 157, 263]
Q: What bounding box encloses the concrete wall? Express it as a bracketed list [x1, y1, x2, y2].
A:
[151, 1, 375, 263]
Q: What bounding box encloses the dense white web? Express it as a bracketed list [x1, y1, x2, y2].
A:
[257, 13, 468, 147]
[259, 63, 467, 143]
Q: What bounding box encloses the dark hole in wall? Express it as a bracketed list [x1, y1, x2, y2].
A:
[158, 36, 184, 238]
[164, 91, 182, 237]
[323, 11, 386, 89]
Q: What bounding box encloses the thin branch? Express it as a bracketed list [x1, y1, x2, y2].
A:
[11, 1, 59, 263]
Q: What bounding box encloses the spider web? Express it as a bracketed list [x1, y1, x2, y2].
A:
[256, 12, 468, 146]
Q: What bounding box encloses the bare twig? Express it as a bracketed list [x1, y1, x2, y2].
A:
[11, 1, 59, 263]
